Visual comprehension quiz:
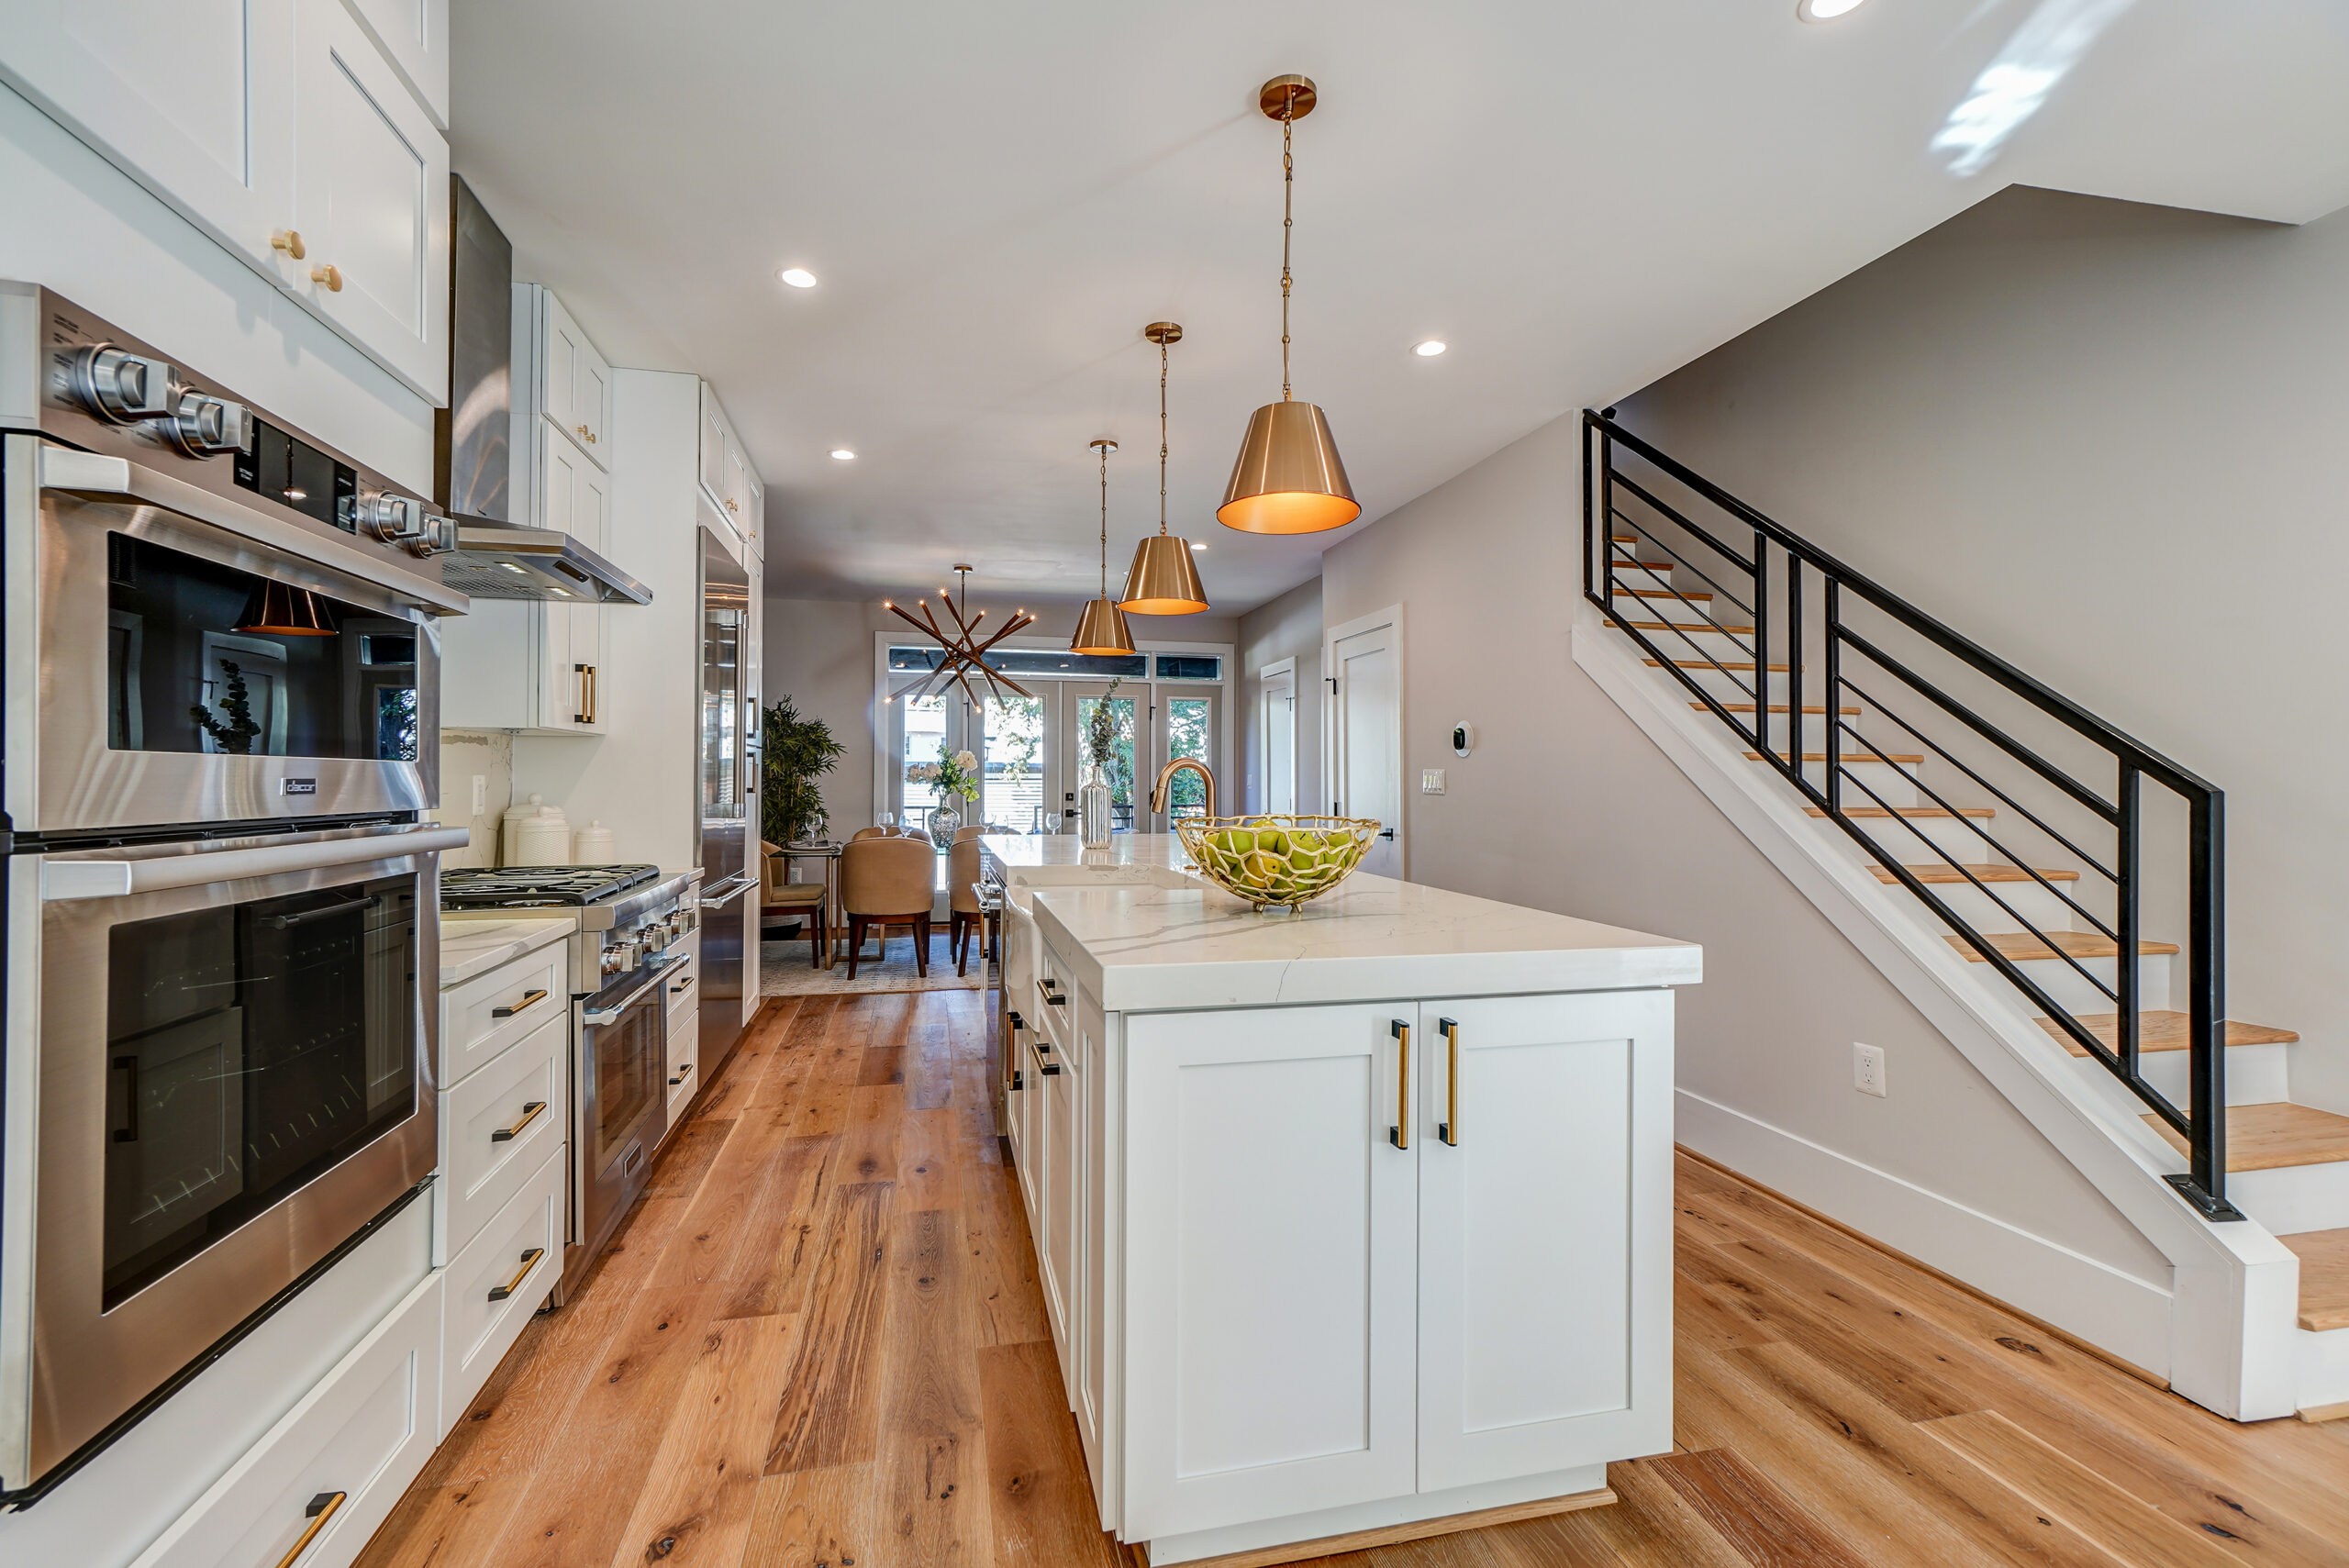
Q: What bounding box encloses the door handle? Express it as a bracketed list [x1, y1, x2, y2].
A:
[1378, 828, 1396, 840]
[491, 1100, 548, 1143]
[487, 1247, 547, 1302]
[1439, 1018, 1460, 1146]
[492, 988, 549, 1019]
[271, 1491, 348, 1568]
[1389, 1019, 1410, 1149]
[1030, 1040, 1062, 1076]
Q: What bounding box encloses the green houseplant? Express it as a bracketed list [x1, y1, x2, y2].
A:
[762, 695, 846, 846]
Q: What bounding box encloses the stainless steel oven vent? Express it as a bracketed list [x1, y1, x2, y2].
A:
[443, 520, 652, 605]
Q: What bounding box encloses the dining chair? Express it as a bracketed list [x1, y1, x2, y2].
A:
[849, 826, 888, 841]
[948, 836, 986, 975]
[839, 833, 936, 980]
[758, 840, 825, 968]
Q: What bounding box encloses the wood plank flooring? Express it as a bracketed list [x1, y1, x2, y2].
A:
[355, 990, 2349, 1568]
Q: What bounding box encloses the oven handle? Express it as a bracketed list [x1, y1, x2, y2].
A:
[38, 443, 468, 616]
[581, 953, 685, 1025]
[42, 826, 472, 902]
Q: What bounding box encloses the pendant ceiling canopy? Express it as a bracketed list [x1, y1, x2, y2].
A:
[1218, 74, 1359, 537]
[1120, 321, 1209, 615]
[1072, 439, 1137, 654]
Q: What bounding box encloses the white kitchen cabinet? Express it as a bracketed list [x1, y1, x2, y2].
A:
[534, 288, 612, 466]
[696, 381, 762, 548]
[124, 1268, 443, 1568]
[439, 1146, 563, 1438]
[697, 384, 729, 510]
[437, 1007, 564, 1266]
[290, 0, 450, 401]
[339, 0, 449, 128]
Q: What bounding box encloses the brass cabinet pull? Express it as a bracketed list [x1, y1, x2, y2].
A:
[1030, 1039, 1062, 1077]
[272, 1490, 347, 1568]
[491, 1100, 547, 1143]
[576, 423, 592, 442]
[669, 973, 696, 995]
[725, 496, 739, 512]
[588, 665, 597, 724]
[270, 228, 306, 259]
[309, 262, 342, 292]
[574, 663, 598, 725]
[1389, 1019, 1410, 1149]
[487, 1246, 546, 1302]
[1439, 1018, 1460, 1146]
[669, 1060, 695, 1086]
[491, 987, 548, 1019]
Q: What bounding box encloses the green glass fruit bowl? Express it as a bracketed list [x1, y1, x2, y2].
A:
[1174, 815, 1382, 911]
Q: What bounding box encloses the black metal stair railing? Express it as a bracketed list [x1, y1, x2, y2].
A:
[1582, 408, 2238, 1219]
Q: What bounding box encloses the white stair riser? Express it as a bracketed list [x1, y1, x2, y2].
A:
[1818, 810, 2003, 864]
[1629, 625, 1755, 662]
[1709, 712, 1865, 751]
[1899, 875, 2095, 937]
[2066, 1042, 2291, 1108]
[2232, 1161, 2349, 1237]
[1611, 589, 1721, 626]
[1780, 758, 1921, 808]
[1976, 950, 2171, 1018]
[2294, 1322, 2349, 1413]
[1646, 662, 1789, 705]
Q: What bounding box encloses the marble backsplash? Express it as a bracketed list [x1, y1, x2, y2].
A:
[437, 729, 513, 868]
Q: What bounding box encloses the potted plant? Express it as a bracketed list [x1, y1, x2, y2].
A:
[762, 695, 846, 848]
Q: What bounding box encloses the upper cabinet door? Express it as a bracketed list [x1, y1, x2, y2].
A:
[337, 0, 449, 128]
[293, 0, 449, 403]
[0, 0, 300, 281]
[697, 384, 729, 509]
[722, 434, 753, 539]
[537, 290, 609, 465]
[1413, 989, 1675, 1493]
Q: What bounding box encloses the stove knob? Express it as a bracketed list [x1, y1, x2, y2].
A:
[67, 343, 178, 424]
[356, 490, 424, 545]
[164, 390, 253, 458]
[407, 510, 458, 558]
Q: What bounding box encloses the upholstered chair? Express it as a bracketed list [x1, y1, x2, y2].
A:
[839, 833, 936, 980]
[849, 825, 889, 841]
[759, 840, 825, 968]
[949, 836, 986, 975]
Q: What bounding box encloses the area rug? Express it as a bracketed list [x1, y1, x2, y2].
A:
[759, 933, 985, 996]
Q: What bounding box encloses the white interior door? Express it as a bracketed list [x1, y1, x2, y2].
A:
[1414, 990, 1675, 1491]
[1259, 660, 1296, 815]
[1327, 606, 1404, 878]
[1122, 1005, 1418, 1540]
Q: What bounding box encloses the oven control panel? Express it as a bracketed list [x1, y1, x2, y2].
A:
[599, 903, 700, 984]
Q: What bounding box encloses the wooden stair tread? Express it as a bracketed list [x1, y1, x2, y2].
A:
[1808, 805, 1994, 818]
[1615, 586, 1714, 601]
[1609, 533, 1637, 544]
[2279, 1229, 2349, 1331]
[2034, 1011, 2299, 1058]
[1946, 931, 2179, 962]
[1644, 658, 1791, 673]
[1709, 703, 1861, 716]
[1872, 863, 2079, 884]
[1745, 751, 1923, 764]
[2144, 1103, 2349, 1173]
[1614, 561, 1678, 573]
[1631, 619, 1755, 636]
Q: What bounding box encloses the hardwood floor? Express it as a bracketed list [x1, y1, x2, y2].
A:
[356, 991, 2349, 1568]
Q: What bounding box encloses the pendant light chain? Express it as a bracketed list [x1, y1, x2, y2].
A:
[1158, 339, 1171, 537]
[1280, 108, 1294, 402]
[1098, 440, 1111, 595]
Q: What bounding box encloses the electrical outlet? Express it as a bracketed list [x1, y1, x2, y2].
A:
[471, 773, 487, 815]
[1420, 768, 1446, 795]
[1854, 1042, 1887, 1097]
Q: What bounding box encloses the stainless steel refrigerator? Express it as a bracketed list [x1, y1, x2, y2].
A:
[697, 528, 756, 1065]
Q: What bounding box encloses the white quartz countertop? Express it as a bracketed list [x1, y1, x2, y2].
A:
[980, 834, 1190, 872]
[438, 917, 573, 989]
[1003, 836, 1701, 1011]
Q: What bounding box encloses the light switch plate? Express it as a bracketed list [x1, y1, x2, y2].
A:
[1854, 1042, 1887, 1097]
[1420, 769, 1446, 795]
[471, 773, 487, 815]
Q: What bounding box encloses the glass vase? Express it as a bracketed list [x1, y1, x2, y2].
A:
[1078, 767, 1113, 848]
[928, 800, 962, 848]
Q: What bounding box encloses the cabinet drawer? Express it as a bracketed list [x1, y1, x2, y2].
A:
[441, 941, 567, 1087]
[438, 1007, 565, 1264]
[662, 948, 701, 1039]
[126, 1268, 443, 1568]
[666, 1006, 701, 1117]
[440, 1145, 563, 1439]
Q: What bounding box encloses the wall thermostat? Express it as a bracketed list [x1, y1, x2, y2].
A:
[1451, 723, 1474, 757]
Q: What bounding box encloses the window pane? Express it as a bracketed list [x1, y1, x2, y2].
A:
[1164, 698, 1212, 819]
[996, 650, 1146, 678]
[1154, 654, 1221, 681]
[1076, 695, 1138, 831]
[982, 694, 1045, 833]
[888, 645, 947, 672]
[900, 695, 945, 830]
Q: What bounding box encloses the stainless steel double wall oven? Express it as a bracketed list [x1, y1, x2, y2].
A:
[0, 284, 470, 1500]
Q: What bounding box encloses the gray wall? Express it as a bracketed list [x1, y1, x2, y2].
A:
[1236, 577, 1324, 816]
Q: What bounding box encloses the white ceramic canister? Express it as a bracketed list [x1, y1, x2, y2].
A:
[573, 820, 616, 864]
[515, 801, 573, 866]
[499, 794, 548, 866]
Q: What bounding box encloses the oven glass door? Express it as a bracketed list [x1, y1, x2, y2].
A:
[589, 975, 666, 1174]
[103, 873, 417, 1308]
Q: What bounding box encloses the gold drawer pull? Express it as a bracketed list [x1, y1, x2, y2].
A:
[272, 1490, 346, 1568]
[486, 1246, 546, 1302]
[1389, 1019, 1410, 1149]
[270, 228, 306, 259]
[1439, 1018, 1460, 1146]
[309, 262, 342, 293]
[669, 1060, 695, 1086]
[491, 988, 548, 1019]
[491, 1100, 547, 1143]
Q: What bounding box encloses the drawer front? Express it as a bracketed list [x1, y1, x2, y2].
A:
[441, 942, 567, 1088]
[127, 1271, 443, 1568]
[666, 1006, 701, 1117]
[440, 1008, 566, 1263]
[662, 948, 702, 1039]
[440, 1145, 564, 1438]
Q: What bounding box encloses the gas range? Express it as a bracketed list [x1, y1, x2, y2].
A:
[440, 864, 701, 988]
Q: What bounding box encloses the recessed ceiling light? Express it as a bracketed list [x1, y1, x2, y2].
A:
[778, 267, 818, 288]
[1413, 339, 1447, 357]
[1796, 0, 1866, 18]
[1189, 541, 1206, 550]
[829, 449, 856, 461]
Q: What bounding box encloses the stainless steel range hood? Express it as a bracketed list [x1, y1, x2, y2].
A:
[441, 518, 653, 605]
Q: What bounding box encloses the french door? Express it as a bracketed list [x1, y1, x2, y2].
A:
[1058, 682, 1146, 835]
[1151, 684, 1221, 829]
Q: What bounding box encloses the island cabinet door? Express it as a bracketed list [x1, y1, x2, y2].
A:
[1122, 1005, 1418, 1540]
[1413, 989, 1675, 1493]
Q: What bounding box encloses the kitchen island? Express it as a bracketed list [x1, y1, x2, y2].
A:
[978, 835, 1700, 1567]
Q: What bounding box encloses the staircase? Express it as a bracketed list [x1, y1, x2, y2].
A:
[1577, 409, 2349, 1421]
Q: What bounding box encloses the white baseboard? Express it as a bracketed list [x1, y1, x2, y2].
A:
[1676, 1089, 2176, 1378]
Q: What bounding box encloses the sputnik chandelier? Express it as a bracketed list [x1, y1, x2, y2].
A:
[885, 565, 1038, 707]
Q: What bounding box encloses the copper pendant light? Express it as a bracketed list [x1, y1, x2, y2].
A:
[236, 581, 340, 635]
[1219, 74, 1359, 536]
[1071, 439, 1136, 654]
[1119, 322, 1209, 615]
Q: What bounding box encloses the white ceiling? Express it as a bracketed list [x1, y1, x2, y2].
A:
[452, 1, 2349, 619]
